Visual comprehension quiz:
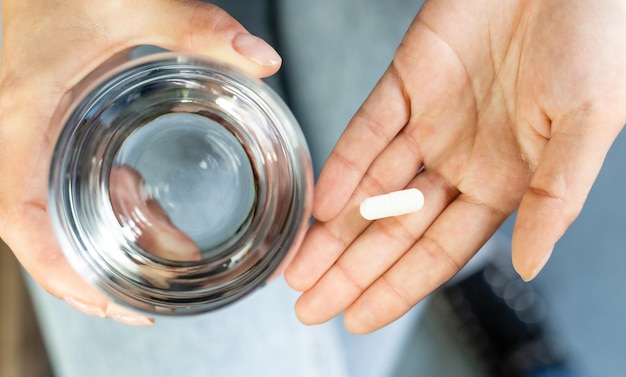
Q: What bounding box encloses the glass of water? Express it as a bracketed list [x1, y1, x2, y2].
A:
[49, 51, 313, 315]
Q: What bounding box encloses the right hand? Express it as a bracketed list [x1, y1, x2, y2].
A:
[0, 0, 281, 325]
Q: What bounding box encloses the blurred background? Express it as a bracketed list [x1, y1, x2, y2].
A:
[0, 239, 52, 377]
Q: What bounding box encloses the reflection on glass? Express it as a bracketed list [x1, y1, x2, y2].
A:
[109, 165, 201, 262]
[109, 113, 256, 262]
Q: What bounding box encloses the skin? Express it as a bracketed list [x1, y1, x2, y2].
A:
[0, 0, 281, 325]
[1, 0, 625, 332]
[284, 0, 626, 333]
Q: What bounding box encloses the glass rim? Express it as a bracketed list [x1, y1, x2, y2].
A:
[48, 51, 313, 315]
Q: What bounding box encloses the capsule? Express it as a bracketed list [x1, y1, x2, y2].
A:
[359, 188, 424, 220]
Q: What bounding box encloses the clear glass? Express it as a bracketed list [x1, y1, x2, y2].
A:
[48, 51, 313, 315]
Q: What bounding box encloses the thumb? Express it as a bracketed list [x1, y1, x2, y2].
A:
[512, 108, 625, 281]
[123, 1, 282, 78]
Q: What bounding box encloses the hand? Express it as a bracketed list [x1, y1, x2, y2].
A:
[285, 0, 626, 333]
[0, 0, 281, 325]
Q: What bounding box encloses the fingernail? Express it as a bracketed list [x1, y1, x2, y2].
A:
[232, 33, 282, 67]
[64, 296, 106, 318]
[111, 313, 155, 327]
[520, 246, 554, 282]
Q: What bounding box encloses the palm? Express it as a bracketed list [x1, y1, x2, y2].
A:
[285, 0, 626, 333]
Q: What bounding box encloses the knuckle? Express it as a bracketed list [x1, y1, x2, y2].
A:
[184, 2, 241, 38]
[380, 274, 414, 312]
[334, 260, 367, 292]
[420, 235, 462, 274]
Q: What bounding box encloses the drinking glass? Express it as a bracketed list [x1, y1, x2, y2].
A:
[48, 51, 313, 315]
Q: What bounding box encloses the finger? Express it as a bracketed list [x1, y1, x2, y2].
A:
[0, 203, 150, 322]
[285, 122, 426, 292]
[512, 109, 625, 281]
[105, 303, 155, 327]
[288, 76, 472, 292]
[1, 204, 109, 309]
[0, 100, 151, 324]
[313, 15, 474, 223]
[2, 2, 281, 103]
[1, 199, 155, 326]
[287, 74, 472, 292]
[0, 93, 97, 298]
[343, 195, 507, 334]
[294, 170, 457, 325]
[313, 69, 411, 222]
[284, 197, 369, 292]
[121, 0, 282, 78]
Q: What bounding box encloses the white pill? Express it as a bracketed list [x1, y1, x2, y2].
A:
[359, 188, 424, 220]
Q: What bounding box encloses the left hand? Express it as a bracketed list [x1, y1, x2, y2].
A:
[285, 0, 626, 333]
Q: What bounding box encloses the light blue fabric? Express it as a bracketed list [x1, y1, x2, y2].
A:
[29, 277, 350, 377]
